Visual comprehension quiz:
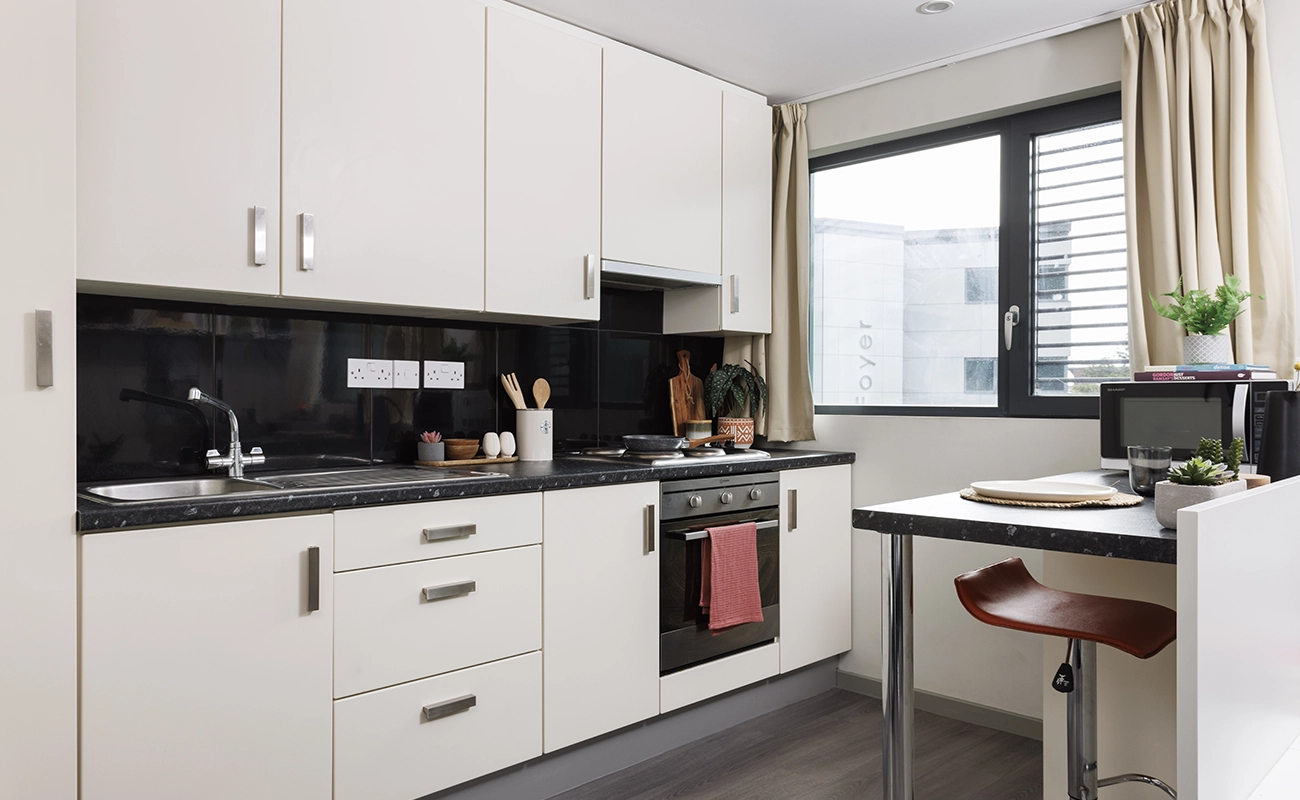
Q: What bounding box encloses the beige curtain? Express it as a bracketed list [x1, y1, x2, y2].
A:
[1124, 0, 1295, 371]
[725, 103, 815, 442]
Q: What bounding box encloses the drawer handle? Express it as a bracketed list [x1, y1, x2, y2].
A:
[422, 580, 476, 603]
[423, 523, 476, 543]
[423, 693, 477, 722]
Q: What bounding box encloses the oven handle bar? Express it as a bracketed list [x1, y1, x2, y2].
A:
[664, 519, 779, 541]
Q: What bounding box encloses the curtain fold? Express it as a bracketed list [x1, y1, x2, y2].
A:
[725, 103, 815, 442]
[1123, 0, 1295, 371]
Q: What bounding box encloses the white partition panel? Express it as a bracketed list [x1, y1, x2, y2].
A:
[1179, 477, 1300, 799]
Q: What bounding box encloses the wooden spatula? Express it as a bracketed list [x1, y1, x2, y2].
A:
[533, 378, 551, 409]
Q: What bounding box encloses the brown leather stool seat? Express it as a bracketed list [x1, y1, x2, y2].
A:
[954, 557, 1176, 659]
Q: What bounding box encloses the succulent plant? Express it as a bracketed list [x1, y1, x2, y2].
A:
[1194, 436, 1244, 478]
[1167, 456, 1233, 486]
[1226, 437, 1244, 478]
[1195, 437, 1224, 465]
[703, 361, 767, 420]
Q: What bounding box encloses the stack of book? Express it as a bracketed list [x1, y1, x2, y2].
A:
[1133, 364, 1277, 381]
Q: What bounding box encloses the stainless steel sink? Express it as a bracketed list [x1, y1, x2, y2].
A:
[260, 466, 507, 490]
[80, 477, 279, 503]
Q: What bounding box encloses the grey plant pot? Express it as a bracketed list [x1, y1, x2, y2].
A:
[1183, 333, 1233, 365]
[1153, 479, 1246, 529]
[416, 442, 445, 462]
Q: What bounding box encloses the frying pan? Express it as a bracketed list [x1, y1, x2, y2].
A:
[622, 433, 733, 453]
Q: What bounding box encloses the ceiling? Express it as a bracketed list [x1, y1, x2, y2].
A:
[507, 0, 1141, 103]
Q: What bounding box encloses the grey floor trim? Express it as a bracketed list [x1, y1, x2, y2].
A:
[836, 669, 1043, 741]
[424, 659, 838, 800]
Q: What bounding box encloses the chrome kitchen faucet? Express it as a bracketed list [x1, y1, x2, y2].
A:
[187, 387, 265, 478]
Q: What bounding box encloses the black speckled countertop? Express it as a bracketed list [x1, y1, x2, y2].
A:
[78, 449, 855, 532]
[853, 470, 1176, 564]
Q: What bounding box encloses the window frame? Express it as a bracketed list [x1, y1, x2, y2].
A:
[809, 92, 1123, 419]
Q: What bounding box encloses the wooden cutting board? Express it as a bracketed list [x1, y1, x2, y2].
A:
[669, 350, 706, 436]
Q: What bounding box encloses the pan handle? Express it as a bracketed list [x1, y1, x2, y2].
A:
[684, 434, 735, 449]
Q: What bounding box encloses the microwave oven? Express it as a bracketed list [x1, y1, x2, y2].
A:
[1099, 379, 1292, 469]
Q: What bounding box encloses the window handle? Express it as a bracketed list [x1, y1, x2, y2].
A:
[1004, 305, 1020, 351]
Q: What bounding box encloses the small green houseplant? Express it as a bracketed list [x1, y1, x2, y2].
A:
[1154, 438, 1247, 529]
[1149, 275, 1261, 364]
[703, 362, 767, 449]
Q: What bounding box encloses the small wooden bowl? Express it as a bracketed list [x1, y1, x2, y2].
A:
[442, 438, 480, 461]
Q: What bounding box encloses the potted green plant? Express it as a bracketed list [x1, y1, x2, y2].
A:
[1149, 274, 1260, 364]
[1153, 437, 1246, 529]
[703, 362, 767, 450]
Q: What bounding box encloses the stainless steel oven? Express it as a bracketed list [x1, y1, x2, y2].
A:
[659, 473, 780, 675]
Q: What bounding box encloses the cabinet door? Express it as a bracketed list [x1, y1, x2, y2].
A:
[81, 516, 333, 800]
[543, 482, 660, 752]
[281, 0, 485, 313]
[779, 465, 852, 672]
[603, 46, 721, 275]
[486, 9, 602, 322]
[77, 0, 281, 296]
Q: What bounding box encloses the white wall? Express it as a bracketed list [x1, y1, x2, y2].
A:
[0, 0, 78, 797]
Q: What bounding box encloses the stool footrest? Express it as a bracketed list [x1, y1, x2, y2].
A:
[1098, 773, 1177, 798]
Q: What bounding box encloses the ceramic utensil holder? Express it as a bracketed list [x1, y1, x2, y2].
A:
[516, 409, 553, 462]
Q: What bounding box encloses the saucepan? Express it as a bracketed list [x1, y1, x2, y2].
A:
[622, 433, 734, 453]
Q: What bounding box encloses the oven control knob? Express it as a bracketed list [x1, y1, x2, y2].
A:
[749, 488, 763, 501]
[719, 491, 734, 505]
[688, 494, 703, 509]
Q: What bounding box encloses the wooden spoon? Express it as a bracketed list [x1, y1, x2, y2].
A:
[533, 378, 551, 409]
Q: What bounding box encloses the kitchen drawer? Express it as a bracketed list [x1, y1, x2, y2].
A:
[335, 545, 541, 697]
[334, 651, 542, 800]
[334, 492, 541, 571]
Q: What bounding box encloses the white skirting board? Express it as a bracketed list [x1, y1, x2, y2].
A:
[660, 643, 780, 713]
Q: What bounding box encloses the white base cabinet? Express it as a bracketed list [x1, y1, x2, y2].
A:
[80, 515, 333, 800]
[779, 465, 853, 672]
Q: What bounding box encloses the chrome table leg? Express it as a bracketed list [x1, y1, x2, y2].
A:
[882, 533, 914, 800]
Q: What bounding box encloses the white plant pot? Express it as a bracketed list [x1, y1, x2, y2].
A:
[1153, 479, 1246, 529]
[1183, 333, 1233, 365]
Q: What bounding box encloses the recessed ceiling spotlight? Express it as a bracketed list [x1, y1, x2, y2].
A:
[917, 0, 955, 14]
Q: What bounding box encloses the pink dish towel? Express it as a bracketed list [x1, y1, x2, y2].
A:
[699, 522, 764, 631]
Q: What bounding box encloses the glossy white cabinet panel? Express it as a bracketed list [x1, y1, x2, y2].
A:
[543, 482, 660, 752]
[81, 515, 333, 800]
[779, 465, 853, 673]
[486, 8, 602, 321]
[77, 0, 282, 296]
[281, 0, 485, 312]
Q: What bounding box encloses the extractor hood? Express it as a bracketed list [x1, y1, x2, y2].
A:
[600, 259, 724, 291]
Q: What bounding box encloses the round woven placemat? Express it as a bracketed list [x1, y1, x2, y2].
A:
[959, 487, 1144, 509]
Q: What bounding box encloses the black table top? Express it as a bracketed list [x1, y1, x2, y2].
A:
[853, 470, 1176, 564]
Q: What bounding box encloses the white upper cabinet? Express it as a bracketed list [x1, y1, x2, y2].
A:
[486, 9, 602, 322]
[779, 465, 853, 673]
[280, 0, 486, 313]
[77, 0, 282, 296]
[603, 46, 722, 276]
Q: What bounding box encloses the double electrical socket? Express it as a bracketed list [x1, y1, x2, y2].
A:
[346, 358, 465, 390]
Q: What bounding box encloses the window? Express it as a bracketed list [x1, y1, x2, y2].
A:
[810, 94, 1126, 418]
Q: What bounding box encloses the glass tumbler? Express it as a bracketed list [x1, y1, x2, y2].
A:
[1127, 445, 1172, 497]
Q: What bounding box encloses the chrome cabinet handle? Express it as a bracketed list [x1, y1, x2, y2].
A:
[423, 523, 476, 543]
[584, 254, 598, 300]
[730, 274, 740, 314]
[423, 694, 476, 722]
[644, 504, 656, 555]
[422, 580, 476, 603]
[253, 206, 267, 266]
[1004, 304, 1020, 351]
[299, 212, 315, 271]
[35, 310, 53, 388]
[789, 489, 798, 531]
[306, 546, 321, 613]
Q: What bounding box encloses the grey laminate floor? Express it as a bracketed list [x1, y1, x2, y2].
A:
[548, 689, 1042, 800]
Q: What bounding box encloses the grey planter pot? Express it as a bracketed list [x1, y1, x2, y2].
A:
[416, 442, 445, 462]
[1154, 479, 1246, 529]
[1183, 333, 1234, 365]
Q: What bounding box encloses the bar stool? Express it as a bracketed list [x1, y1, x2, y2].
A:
[954, 557, 1177, 800]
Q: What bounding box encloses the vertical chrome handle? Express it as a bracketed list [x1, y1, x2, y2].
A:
[644, 504, 656, 555]
[35, 310, 53, 388]
[789, 489, 798, 531]
[423, 694, 476, 722]
[299, 213, 315, 271]
[306, 546, 320, 613]
[1003, 305, 1020, 351]
[252, 206, 267, 266]
[584, 254, 598, 300]
[730, 274, 740, 314]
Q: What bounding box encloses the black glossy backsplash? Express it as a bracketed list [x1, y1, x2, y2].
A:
[77, 292, 724, 482]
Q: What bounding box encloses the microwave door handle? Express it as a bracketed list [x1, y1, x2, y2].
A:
[1232, 383, 1248, 443]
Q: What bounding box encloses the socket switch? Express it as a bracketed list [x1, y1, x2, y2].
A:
[393, 360, 420, 389]
[347, 358, 393, 389]
[423, 360, 465, 389]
